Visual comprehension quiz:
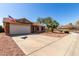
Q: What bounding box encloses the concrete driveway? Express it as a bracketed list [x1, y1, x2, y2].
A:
[12, 33, 79, 56]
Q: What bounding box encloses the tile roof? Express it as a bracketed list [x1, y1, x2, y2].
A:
[3, 18, 33, 24]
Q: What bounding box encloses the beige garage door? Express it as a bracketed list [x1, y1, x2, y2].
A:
[10, 24, 31, 35]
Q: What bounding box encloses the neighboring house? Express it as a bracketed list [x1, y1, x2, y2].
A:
[74, 25, 79, 30]
[3, 17, 45, 35]
[58, 24, 75, 32]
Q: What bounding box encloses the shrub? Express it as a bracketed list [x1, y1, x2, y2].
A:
[64, 30, 69, 34]
[0, 26, 4, 33]
[60, 30, 63, 32]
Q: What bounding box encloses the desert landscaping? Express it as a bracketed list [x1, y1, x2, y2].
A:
[0, 33, 25, 56]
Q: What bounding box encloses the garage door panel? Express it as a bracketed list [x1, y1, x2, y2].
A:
[10, 24, 31, 35]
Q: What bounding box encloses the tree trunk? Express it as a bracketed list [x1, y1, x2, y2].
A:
[52, 28, 54, 32]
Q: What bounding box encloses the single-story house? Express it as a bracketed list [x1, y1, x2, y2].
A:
[3, 17, 45, 35]
[57, 24, 75, 32]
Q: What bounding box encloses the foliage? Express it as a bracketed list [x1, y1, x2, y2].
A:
[37, 17, 59, 32]
[0, 25, 4, 33]
[37, 17, 43, 24]
[76, 20, 79, 25]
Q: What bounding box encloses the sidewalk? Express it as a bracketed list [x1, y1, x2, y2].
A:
[30, 33, 78, 56]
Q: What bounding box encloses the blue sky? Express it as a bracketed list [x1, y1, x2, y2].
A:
[0, 3, 79, 25]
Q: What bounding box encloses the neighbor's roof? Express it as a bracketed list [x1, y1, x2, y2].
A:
[58, 24, 74, 29]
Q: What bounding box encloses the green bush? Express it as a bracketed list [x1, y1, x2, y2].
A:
[0, 26, 4, 33]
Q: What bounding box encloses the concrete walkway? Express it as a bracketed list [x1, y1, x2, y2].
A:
[12, 33, 79, 56]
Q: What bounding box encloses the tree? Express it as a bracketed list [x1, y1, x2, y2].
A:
[51, 20, 59, 32]
[75, 20, 79, 30]
[37, 17, 43, 24]
[76, 20, 79, 25]
[37, 17, 59, 32]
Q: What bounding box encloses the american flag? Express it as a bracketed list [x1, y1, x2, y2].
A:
[8, 15, 16, 22]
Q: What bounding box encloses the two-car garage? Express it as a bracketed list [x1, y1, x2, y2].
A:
[10, 24, 31, 35]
